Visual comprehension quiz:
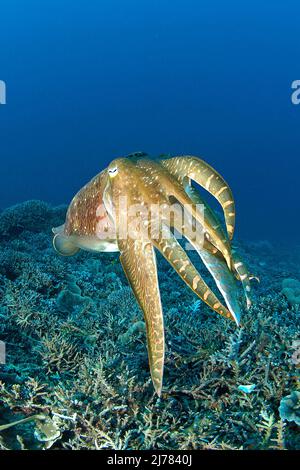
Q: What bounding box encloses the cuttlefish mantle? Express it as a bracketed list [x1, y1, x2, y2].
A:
[53, 153, 257, 396]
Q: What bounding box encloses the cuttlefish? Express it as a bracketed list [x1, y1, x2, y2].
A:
[53, 153, 257, 395]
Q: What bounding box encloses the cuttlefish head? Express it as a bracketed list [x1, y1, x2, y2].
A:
[52, 154, 256, 396]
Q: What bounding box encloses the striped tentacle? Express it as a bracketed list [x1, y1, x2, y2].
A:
[168, 203, 241, 325]
[231, 248, 260, 309]
[151, 226, 235, 322]
[161, 156, 236, 240]
[178, 175, 258, 310]
[137, 157, 233, 270]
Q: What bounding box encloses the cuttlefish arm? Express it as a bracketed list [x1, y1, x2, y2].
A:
[161, 156, 236, 240]
[183, 181, 259, 309]
[231, 248, 260, 309]
[182, 231, 242, 325]
[136, 158, 233, 271]
[119, 237, 165, 396]
[165, 202, 242, 325]
[152, 225, 236, 323]
[165, 169, 258, 309]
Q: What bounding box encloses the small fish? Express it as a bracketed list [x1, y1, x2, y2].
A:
[238, 384, 257, 394]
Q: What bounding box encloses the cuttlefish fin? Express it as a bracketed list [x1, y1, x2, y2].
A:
[119, 238, 165, 396]
[161, 156, 236, 240]
[52, 233, 80, 257]
[152, 226, 235, 322]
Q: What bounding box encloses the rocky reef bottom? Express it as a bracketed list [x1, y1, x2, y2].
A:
[0, 200, 299, 450]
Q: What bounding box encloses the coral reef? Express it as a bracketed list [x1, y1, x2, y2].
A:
[282, 278, 300, 307]
[279, 392, 300, 426]
[56, 275, 93, 314]
[0, 201, 299, 450]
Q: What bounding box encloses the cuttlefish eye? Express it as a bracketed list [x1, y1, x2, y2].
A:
[108, 166, 118, 177]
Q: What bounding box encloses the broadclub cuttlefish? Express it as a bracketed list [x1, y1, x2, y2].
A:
[53, 153, 257, 395]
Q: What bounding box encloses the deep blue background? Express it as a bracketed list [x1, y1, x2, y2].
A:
[0, 0, 299, 241]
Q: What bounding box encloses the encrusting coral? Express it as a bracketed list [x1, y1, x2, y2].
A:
[56, 275, 92, 314]
[279, 391, 300, 426]
[282, 278, 300, 307]
[0, 200, 299, 450]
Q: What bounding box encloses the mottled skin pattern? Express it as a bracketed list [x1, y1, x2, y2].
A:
[53, 153, 256, 395]
[65, 171, 109, 237]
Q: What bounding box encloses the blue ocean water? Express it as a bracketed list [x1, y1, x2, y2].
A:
[0, 1, 300, 452]
[0, 0, 299, 241]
